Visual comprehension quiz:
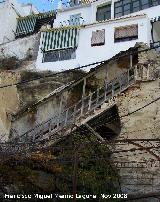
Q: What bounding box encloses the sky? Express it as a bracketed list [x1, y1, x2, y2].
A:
[18, 0, 61, 12]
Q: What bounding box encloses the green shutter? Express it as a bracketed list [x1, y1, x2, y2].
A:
[15, 11, 55, 37]
[42, 28, 79, 52]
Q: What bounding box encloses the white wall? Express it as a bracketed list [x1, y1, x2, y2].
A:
[0, 0, 39, 45]
[22, 4, 39, 16]
[54, 4, 92, 27]
[0, 33, 40, 60]
[0, 0, 20, 44]
[36, 15, 150, 72]
[55, 1, 160, 27]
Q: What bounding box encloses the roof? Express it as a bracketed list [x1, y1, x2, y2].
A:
[17, 10, 55, 20]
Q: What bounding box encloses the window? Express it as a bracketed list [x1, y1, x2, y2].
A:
[43, 48, 76, 63]
[132, 0, 140, 12]
[70, 0, 80, 7]
[91, 29, 105, 46]
[96, 4, 111, 21]
[69, 13, 81, 26]
[114, 24, 138, 42]
[115, 0, 160, 18]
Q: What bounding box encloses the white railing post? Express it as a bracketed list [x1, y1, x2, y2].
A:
[57, 95, 63, 128]
[104, 80, 108, 100]
[134, 65, 136, 81]
[88, 92, 92, 111]
[112, 81, 114, 97]
[127, 69, 130, 85]
[130, 54, 133, 69]
[64, 109, 69, 127]
[147, 64, 150, 80]
[119, 76, 122, 92]
[81, 78, 86, 116]
[96, 88, 100, 107]
[73, 104, 77, 121]
[49, 119, 52, 133]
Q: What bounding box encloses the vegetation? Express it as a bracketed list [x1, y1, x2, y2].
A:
[0, 128, 120, 201]
[0, 56, 21, 70]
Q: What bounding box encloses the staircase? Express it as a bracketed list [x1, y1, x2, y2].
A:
[15, 67, 138, 144]
[0, 63, 154, 154]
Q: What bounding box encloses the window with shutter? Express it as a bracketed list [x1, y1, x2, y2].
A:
[91, 29, 105, 46]
[114, 24, 138, 42]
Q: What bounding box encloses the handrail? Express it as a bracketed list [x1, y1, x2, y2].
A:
[11, 67, 138, 144]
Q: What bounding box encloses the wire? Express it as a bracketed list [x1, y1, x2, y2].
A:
[5, 94, 160, 145]
[0, 44, 160, 89]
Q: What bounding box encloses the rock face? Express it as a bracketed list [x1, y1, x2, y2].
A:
[110, 47, 160, 199]
[0, 71, 20, 142]
[114, 79, 160, 197]
[0, 43, 159, 200]
[0, 69, 86, 141]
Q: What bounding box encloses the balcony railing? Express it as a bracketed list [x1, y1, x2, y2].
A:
[59, 17, 85, 27]
[150, 41, 160, 52]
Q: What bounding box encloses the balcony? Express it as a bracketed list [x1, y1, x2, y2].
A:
[59, 17, 85, 27]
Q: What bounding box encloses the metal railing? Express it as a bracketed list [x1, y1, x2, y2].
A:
[60, 17, 85, 27]
[150, 41, 160, 52]
[14, 67, 136, 144]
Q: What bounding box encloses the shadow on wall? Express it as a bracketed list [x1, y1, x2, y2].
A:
[0, 57, 22, 70]
[88, 105, 121, 141]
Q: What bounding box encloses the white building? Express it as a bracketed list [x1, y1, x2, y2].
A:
[0, 0, 39, 44]
[36, 0, 160, 71]
[21, 3, 39, 16]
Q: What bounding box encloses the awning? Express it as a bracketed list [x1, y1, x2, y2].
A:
[15, 11, 55, 37]
[16, 17, 37, 36]
[41, 28, 79, 52]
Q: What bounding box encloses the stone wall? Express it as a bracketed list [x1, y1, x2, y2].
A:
[0, 71, 20, 142]
[114, 79, 160, 197]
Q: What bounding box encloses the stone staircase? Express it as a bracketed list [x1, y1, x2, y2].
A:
[0, 63, 154, 153]
[16, 67, 138, 144]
